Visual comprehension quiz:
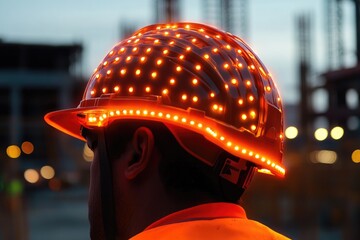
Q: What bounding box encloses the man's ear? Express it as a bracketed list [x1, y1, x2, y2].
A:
[125, 127, 155, 180]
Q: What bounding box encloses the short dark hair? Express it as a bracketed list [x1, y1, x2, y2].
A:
[104, 120, 246, 203]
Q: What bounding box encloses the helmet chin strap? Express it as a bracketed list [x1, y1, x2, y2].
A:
[98, 129, 116, 240]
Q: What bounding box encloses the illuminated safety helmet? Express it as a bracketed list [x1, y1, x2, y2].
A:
[45, 22, 286, 177]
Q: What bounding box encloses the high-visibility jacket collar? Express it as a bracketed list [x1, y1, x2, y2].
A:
[145, 202, 247, 231]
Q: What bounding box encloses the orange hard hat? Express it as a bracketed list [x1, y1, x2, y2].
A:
[45, 22, 285, 177]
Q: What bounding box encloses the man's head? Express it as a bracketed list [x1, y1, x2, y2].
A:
[45, 22, 286, 239]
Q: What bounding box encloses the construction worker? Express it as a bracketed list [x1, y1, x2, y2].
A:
[45, 22, 290, 240]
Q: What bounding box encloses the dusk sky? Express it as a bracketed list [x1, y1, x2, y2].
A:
[0, 0, 356, 104]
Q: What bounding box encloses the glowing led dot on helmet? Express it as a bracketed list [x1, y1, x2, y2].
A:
[216, 35, 221, 39]
[136, 110, 141, 115]
[249, 151, 254, 156]
[164, 31, 169, 35]
[106, 70, 111, 75]
[132, 47, 138, 52]
[238, 63, 243, 68]
[109, 50, 114, 55]
[91, 90, 95, 95]
[238, 99, 243, 105]
[101, 88, 107, 93]
[181, 118, 187, 123]
[96, 74, 100, 79]
[205, 35, 210, 38]
[93, 68, 98, 73]
[135, 69, 141, 75]
[114, 86, 120, 92]
[156, 59, 163, 66]
[156, 26, 161, 30]
[185, 24, 190, 29]
[150, 111, 155, 116]
[174, 115, 179, 120]
[169, 78, 176, 85]
[176, 33, 181, 38]
[192, 78, 198, 85]
[169, 41, 175, 45]
[123, 110, 127, 115]
[231, 79, 237, 85]
[143, 110, 148, 115]
[120, 69, 126, 75]
[179, 55, 184, 60]
[219, 106, 223, 112]
[210, 92, 215, 98]
[266, 86, 271, 91]
[192, 38, 197, 43]
[126, 56, 132, 62]
[140, 56, 146, 62]
[146, 48, 152, 53]
[227, 142, 232, 147]
[246, 80, 251, 86]
[251, 125, 256, 131]
[129, 87, 134, 93]
[176, 66, 182, 72]
[198, 123, 203, 128]
[190, 120, 195, 125]
[199, 28, 204, 32]
[135, 39, 140, 43]
[103, 61, 108, 66]
[115, 57, 120, 62]
[213, 104, 219, 110]
[162, 89, 168, 94]
[163, 49, 169, 54]
[226, 44, 231, 49]
[204, 54, 210, 59]
[195, 65, 201, 70]
[235, 146, 239, 151]
[120, 47, 125, 52]
[154, 39, 160, 44]
[237, 49, 242, 54]
[127, 39, 132, 43]
[151, 72, 157, 78]
[109, 111, 114, 116]
[250, 111, 256, 118]
[255, 154, 260, 159]
[241, 114, 247, 120]
[192, 96, 198, 102]
[224, 63, 229, 69]
[220, 136, 225, 141]
[166, 113, 171, 118]
[116, 110, 120, 115]
[186, 47, 191, 51]
[213, 48, 218, 53]
[145, 86, 151, 92]
[181, 94, 187, 100]
[158, 112, 163, 117]
[249, 95, 254, 102]
[225, 84, 229, 90]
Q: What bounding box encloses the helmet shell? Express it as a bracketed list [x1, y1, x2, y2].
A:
[45, 22, 285, 177]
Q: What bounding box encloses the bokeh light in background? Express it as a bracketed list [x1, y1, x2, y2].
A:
[48, 178, 62, 191]
[314, 128, 328, 141]
[6, 145, 21, 158]
[330, 126, 344, 140]
[24, 169, 39, 184]
[285, 126, 298, 139]
[40, 166, 55, 180]
[21, 141, 34, 154]
[311, 150, 337, 164]
[351, 149, 360, 163]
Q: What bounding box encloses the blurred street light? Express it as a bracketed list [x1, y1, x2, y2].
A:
[311, 150, 337, 164]
[330, 126, 344, 140]
[21, 141, 34, 154]
[285, 126, 298, 139]
[6, 145, 21, 158]
[40, 166, 55, 180]
[314, 128, 328, 141]
[351, 149, 360, 163]
[24, 169, 39, 184]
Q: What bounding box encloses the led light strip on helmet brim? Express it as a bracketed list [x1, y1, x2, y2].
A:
[75, 100, 285, 177]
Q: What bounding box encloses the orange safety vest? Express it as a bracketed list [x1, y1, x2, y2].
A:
[130, 203, 290, 240]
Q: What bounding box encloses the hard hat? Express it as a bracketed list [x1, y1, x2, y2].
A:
[45, 22, 285, 177]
